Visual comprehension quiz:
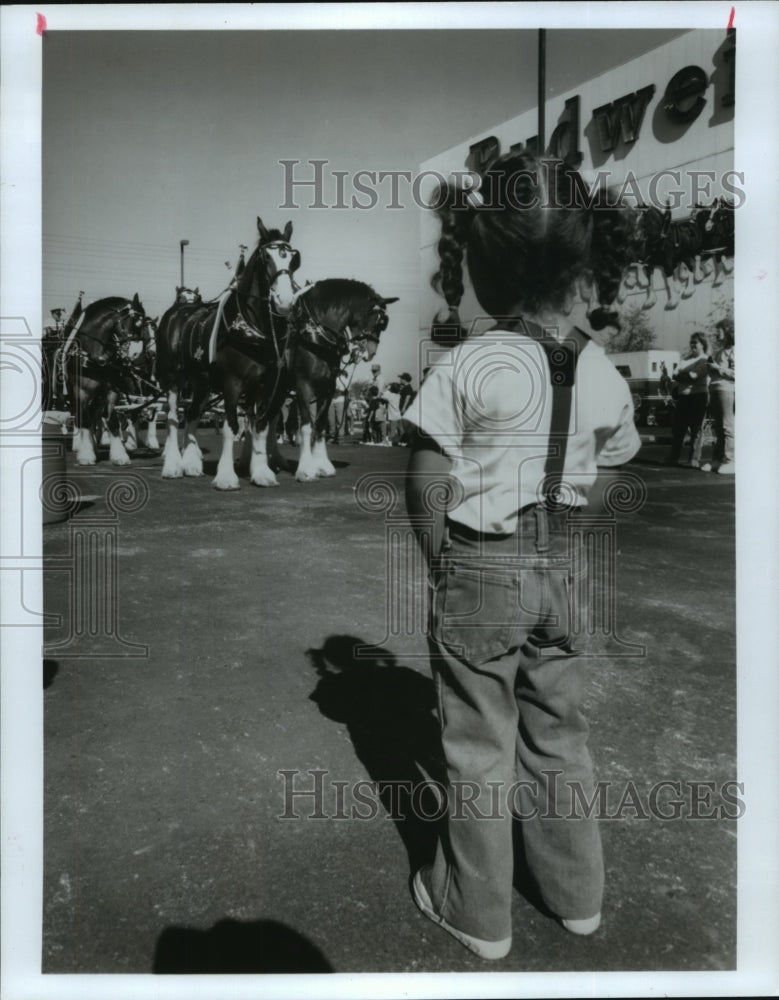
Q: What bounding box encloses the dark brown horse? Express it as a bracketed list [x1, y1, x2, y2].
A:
[47, 294, 148, 465]
[276, 279, 398, 481]
[155, 217, 300, 489]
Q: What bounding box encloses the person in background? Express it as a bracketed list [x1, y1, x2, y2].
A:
[665, 332, 710, 468]
[702, 326, 735, 475]
[372, 388, 388, 445]
[361, 386, 380, 445]
[384, 382, 403, 445]
[361, 367, 385, 443]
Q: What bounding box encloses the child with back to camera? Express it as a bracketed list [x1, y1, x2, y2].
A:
[403, 151, 642, 960]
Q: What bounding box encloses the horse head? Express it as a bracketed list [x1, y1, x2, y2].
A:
[119, 294, 149, 362]
[176, 286, 201, 305]
[348, 295, 399, 362]
[252, 216, 301, 317]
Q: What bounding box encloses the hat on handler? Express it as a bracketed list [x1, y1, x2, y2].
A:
[398, 372, 412, 382]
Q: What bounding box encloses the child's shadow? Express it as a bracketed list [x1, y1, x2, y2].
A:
[307, 635, 445, 872]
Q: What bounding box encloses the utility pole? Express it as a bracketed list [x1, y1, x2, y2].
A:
[538, 28, 546, 154]
[179, 239, 189, 287]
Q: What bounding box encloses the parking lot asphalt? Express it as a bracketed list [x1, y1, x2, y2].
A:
[41, 428, 736, 975]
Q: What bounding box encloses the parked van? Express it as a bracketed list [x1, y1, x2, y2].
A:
[606, 350, 681, 427]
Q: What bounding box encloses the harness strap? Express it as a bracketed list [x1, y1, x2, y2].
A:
[208, 290, 232, 364]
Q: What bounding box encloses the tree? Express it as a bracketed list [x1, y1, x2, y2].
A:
[349, 378, 371, 400]
[603, 304, 657, 353]
[707, 296, 734, 350]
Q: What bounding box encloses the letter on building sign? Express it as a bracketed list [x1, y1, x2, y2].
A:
[546, 96, 583, 168]
[722, 30, 735, 107]
[663, 66, 709, 123]
[592, 84, 656, 152]
[466, 136, 501, 175]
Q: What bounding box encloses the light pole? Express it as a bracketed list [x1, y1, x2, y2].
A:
[537, 28, 546, 154]
[179, 239, 189, 288]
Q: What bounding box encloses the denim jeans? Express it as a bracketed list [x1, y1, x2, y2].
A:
[709, 383, 735, 465]
[668, 393, 708, 465]
[426, 508, 604, 941]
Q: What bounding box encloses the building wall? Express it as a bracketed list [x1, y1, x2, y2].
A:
[418, 28, 735, 353]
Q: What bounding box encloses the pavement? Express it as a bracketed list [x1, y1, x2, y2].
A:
[41, 428, 736, 976]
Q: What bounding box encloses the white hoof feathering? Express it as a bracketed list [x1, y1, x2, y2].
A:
[249, 452, 279, 486]
[213, 462, 240, 490]
[109, 437, 132, 466]
[161, 433, 183, 478]
[312, 439, 336, 477]
[76, 431, 97, 466]
[181, 441, 203, 477]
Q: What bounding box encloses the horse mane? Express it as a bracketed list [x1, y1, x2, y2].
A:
[300, 279, 379, 328]
[82, 296, 134, 321]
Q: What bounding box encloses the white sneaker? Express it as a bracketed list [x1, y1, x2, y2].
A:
[412, 869, 511, 960]
[561, 913, 602, 936]
[716, 462, 735, 475]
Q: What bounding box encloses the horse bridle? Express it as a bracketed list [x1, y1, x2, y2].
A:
[259, 241, 302, 308]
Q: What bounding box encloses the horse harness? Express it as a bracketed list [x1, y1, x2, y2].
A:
[58, 301, 149, 397]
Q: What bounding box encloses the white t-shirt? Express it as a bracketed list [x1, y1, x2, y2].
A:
[403, 329, 641, 534]
[384, 390, 402, 422]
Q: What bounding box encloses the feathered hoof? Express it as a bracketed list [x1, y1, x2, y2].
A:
[111, 456, 132, 467]
[296, 470, 319, 483]
[316, 466, 337, 478]
[212, 475, 240, 491]
[161, 459, 184, 478]
[250, 472, 280, 487]
[183, 466, 204, 477]
[76, 456, 97, 467]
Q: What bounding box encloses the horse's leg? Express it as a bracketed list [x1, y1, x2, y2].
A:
[266, 412, 290, 474]
[106, 391, 132, 465]
[75, 426, 97, 465]
[641, 266, 657, 310]
[720, 253, 734, 276]
[161, 389, 184, 477]
[213, 383, 241, 490]
[248, 415, 280, 488]
[124, 414, 139, 452]
[311, 394, 336, 478]
[663, 268, 679, 310]
[295, 387, 320, 482]
[181, 385, 206, 477]
[74, 383, 98, 466]
[693, 255, 704, 283]
[679, 262, 694, 299]
[236, 415, 253, 478]
[145, 403, 161, 450]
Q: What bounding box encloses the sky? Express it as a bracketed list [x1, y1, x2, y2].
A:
[41, 20, 687, 379]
